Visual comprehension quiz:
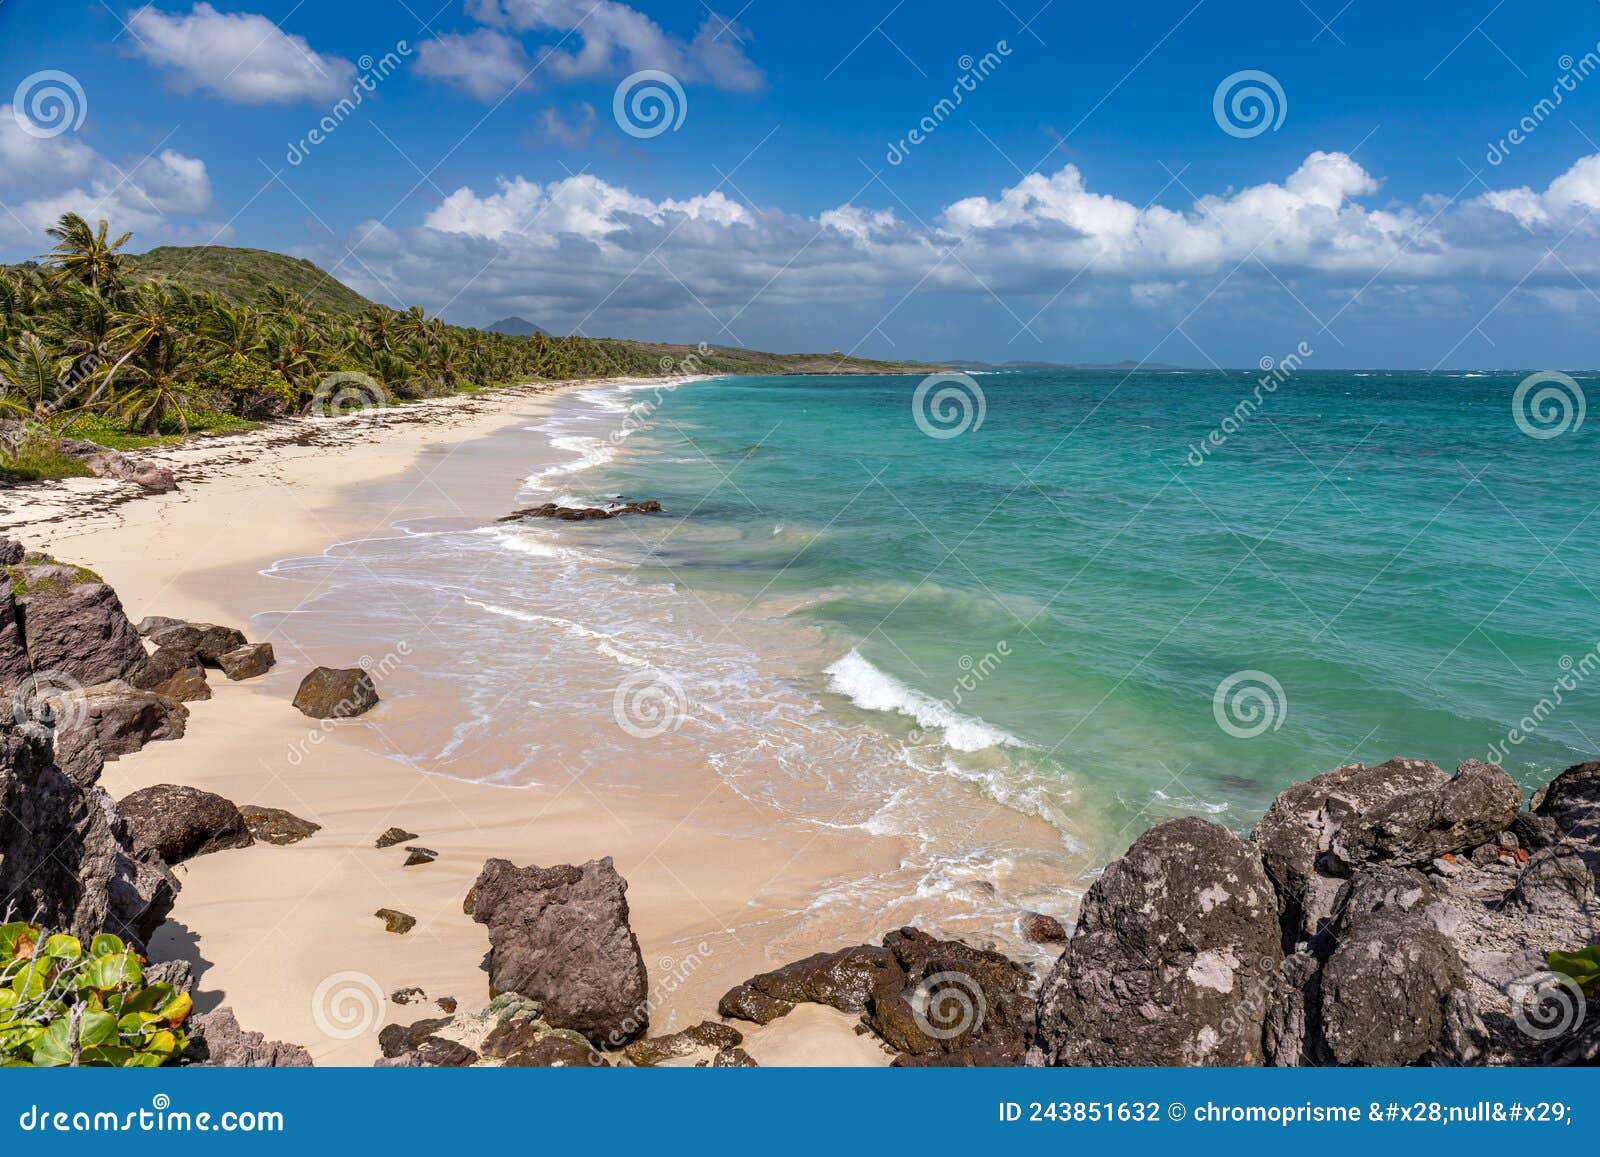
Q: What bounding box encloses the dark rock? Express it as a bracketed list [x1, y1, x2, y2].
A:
[469, 856, 649, 1048]
[498, 500, 663, 522]
[708, 1045, 757, 1066]
[118, 783, 253, 864]
[293, 666, 379, 719]
[218, 642, 274, 681]
[717, 984, 794, 1025]
[403, 846, 438, 867]
[0, 538, 24, 566]
[1509, 845, 1596, 915]
[720, 943, 894, 1018]
[1319, 906, 1474, 1066]
[379, 1016, 452, 1058]
[376, 908, 416, 934]
[391, 986, 426, 1005]
[1035, 817, 1281, 1066]
[437, 997, 457, 1013]
[182, 1007, 311, 1067]
[52, 682, 187, 759]
[376, 826, 417, 849]
[1326, 865, 1441, 941]
[1262, 951, 1323, 1066]
[0, 585, 30, 693]
[136, 615, 187, 638]
[624, 1021, 743, 1066]
[239, 805, 320, 845]
[0, 715, 176, 948]
[1020, 911, 1068, 943]
[867, 927, 1034, 1066]
[1536, 761, 1600, 877]
[1342, 759, 1522, 869]
[414, 1036, 478, 1067]
[502, 1032, 609, 1067]
[152, 665, 211, 703]
[144, 958, 196, 994]
[1252, 758, 1452, 946]
[146, 621, 248, 666]
[13, 569, 147, 687]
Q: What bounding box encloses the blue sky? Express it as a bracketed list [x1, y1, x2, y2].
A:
[3, 0, 1599, 367]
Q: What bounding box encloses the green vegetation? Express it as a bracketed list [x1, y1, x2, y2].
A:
[7, 557, 103, 597]
[0, 923, 192, 1067]
[1550, 945, 1600, 995]
[0, 213, 931, 483]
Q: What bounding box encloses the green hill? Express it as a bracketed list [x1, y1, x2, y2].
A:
[126, 246, 377, 317]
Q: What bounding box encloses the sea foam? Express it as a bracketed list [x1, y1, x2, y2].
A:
[824, 649, 1026, 753]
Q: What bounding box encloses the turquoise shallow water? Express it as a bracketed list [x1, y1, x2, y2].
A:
[569, 368, 1600, 842]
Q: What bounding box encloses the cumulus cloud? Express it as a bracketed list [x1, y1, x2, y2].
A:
[128, 3, 354, 103]
[461, 0, 762, 91]
[414, 29, 533, 100]
[326, 149, 1600, 347]
[0, 109, 215, 248]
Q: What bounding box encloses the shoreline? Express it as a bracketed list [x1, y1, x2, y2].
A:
[2, 373, 993, 1064]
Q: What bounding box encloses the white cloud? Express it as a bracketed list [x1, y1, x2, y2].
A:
[540, 102, 597, 146]
[128, 3, 354, 103]
[414, 29, 532, 100]
[0, 110, 215, 249]
[329, 149, 1600, 349]
[463, 0, 762, 90]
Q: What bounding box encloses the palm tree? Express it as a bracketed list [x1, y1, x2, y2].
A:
[0, 332, 70, 421]
[205, 303, 265, 359]
[41, 213, 132, 298]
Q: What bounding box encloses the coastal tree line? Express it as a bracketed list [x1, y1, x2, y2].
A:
[0, 213, 683, 470]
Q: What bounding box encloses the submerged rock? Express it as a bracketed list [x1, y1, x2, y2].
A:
[498, 500, 663, 522]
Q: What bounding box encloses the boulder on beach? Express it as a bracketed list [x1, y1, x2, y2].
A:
[147, 621, 249, 666]
[240, 804, 321, 846]
[50, 681, 188, 761]
[56, 438, 177, 494]
[293, 666, 379, 718]
[181, 1007, 312, 1067]
[218, 642, 275, 681]
[469, 856, 650, 1048]
[1034, 816, 1281, 1066]
[129, 645, 211, 701]
[118, 783, 254, 864]
[376, 826, 418, 848]
[376, 908, 416, 934]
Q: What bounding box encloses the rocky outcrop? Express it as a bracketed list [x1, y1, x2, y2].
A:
[56, 438, 177, 494]
[1034, 817, 1281, 1066]
[719, 927, 1034, 1066]
[218, 643, 274, 681]
[129, 645, 211, 701]
[0, 715, 176, 949]
[1021, 912, 1067, 943]
[381, 994, 609, 1068]
[9, 564, 147, 689]
[51, 682, 188, 762]
[1536, 761, 1600, 878]
[240, 805, 320, 845]
[145, 621, 249, 667]
[469, 856, 649, 1048]
[118, 783, 254, 864]
[1343, 759, 1522, 869]
[623, 1021, 743, 1066]
[292, 666, 379, 719]
[498, 500, 663, 522]
[182, 1007, 312, 1067]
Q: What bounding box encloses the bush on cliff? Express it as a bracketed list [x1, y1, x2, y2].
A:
[0, 922, 192, 1066]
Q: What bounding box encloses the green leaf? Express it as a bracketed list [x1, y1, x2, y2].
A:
[30, 1020, 72, 1067]
[87, 933, 125, 958]
[121, 982, 173, 1015]
[78, 1009, 118, 1048]
[10, 963, 48, 1000]
[39, 934, 81, 961]
[1549, 945, 1600, 994]
[0, 922, 41, 960]
[81, 951, 141, 991]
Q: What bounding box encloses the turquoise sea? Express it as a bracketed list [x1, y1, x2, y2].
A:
[268, 366, 1599, 942]
[571, 367, 1598, 845]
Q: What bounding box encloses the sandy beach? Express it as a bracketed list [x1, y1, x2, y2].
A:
[1, 378, 995, 1065]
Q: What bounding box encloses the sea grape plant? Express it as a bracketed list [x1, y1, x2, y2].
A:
[0, 921, 192, 1066]
[1548, 945, 1600, 996]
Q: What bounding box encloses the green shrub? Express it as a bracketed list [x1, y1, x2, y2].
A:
[0, 922, 192, 1067]
[0, 436, 94, 483]
[1550, 945, 1600, 995]
[200, 355, 295, 419]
